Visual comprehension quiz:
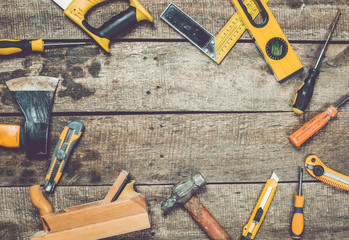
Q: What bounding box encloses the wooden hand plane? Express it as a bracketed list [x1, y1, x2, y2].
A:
[29, 170, 150, 240]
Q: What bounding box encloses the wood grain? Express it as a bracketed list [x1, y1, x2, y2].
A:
[0, 113, 348, 186]
[0, 0, 347, 41]
[0, 183, 348, 240]
[0, 43, 348, 113]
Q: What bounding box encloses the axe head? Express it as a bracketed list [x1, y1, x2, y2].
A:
[6, 76, 59, 157]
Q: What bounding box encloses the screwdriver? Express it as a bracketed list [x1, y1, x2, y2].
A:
[0, 39, 92, 55]
[290, 168, 304, 239]
[292, 11, 341, 114]
[289, 95, 349, 147]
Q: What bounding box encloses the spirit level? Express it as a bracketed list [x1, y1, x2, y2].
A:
[161, 1, 303, 82]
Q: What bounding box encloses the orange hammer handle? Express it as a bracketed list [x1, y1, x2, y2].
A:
[184, 196, 232, 240]
[0, 124, 23, 148]
[289, 105, 338, 147]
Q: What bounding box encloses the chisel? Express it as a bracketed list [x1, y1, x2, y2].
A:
[289, 95, 349, 147]
[0, 39, 92, 55]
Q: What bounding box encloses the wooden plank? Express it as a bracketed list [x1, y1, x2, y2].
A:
[0, 113, 348, 186]
[0, 183, 348, 240]
[0, 43, 348, 113]
[0, 0, 347, 41]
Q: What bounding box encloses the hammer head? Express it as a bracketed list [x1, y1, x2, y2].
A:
[161, 173, 206, 211]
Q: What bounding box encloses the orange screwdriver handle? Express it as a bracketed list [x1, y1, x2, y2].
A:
[0, 124, 23, 148]
[290, 195, 304, 239]
[289, 105, 338, 147]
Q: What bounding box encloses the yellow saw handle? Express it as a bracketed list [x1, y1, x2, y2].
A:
[64, 0, 153, 52]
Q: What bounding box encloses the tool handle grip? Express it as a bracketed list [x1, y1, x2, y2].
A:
[292, 68, 320, 114]
[0, 39, 44, 55]
[184, 196, 232, 240]
[29, 185, 54, 231]
[289, 105, 338, 147]
[44, 121, 84, 192]
[0, 124, 23, 148]
[64, 0, 153, 52]
[290, 195, 304, 239]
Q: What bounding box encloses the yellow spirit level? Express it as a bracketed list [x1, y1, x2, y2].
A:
[161, 1, 303, 82]
[231, 0, 303, 82]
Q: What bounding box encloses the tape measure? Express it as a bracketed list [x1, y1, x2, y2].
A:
[161, 0, 303, 82]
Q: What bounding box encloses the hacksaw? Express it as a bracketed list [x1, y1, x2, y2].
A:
[161, 0, 303, 82]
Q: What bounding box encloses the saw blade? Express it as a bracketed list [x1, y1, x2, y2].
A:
[52, 0, 73, 10]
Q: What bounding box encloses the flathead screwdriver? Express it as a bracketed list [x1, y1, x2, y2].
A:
[290, 168, 304, 239]
[292, 11, 341, 114]
[289, 94, 349, 147]
[0, 39, 92, 56]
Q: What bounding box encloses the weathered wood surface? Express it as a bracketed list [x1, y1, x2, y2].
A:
[0, 183, 348, 240]
[0, 43, 348, 113]
[1, 113, 348, 186]
[0, 0, 348, 41]
[1, 0, 349, 239]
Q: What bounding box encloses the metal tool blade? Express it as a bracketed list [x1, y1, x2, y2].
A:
[305, 164, 349, 185]
[52, 0, 73, 10]
[161, 3, 217, 62]
[6, 77, 59, 157]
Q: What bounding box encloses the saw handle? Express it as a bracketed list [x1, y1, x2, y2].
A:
[289, 105, 338, 147]
[29, 185, 54, 231]
[64, 0, 153, 52]
[0, 39, 44, 55]
[0, 124, 24, 148]
[184, 196, 232, 240]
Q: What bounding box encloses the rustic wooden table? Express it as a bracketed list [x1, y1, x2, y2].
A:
[0, 0, 348, 239]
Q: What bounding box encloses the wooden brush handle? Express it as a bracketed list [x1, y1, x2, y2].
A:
[29, 185, 53, 231]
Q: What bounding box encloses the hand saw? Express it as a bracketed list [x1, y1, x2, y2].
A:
[161, 0, 268, 64]
[52, 0, 153, 52]
[44, 121, 84, 192]
[241, 172, 278, 240]
[305, 155, 349, 191]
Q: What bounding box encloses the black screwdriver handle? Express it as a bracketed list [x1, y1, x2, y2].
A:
[292, 68, 320, 114]
[0, 39, 44, 55]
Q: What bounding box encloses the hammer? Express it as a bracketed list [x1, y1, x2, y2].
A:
[161, 173, 232, 240]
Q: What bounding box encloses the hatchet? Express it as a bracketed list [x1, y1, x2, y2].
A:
[0, 76, 59, 157]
